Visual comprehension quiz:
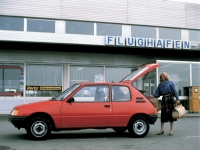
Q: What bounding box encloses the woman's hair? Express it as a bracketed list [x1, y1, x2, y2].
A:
[160, 72, 170, 82]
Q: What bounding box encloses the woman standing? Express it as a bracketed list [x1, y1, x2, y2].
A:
[149, 72, 180, 135]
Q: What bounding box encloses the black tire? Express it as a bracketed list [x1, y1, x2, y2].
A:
[26, 116, 51, 140]
[128, 116, 149, 138]
[113, 127, 127, 133]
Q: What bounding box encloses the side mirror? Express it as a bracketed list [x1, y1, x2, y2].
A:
[67, 97, 74, 103]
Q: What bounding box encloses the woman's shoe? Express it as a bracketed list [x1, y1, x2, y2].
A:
[157, 131, 164, 135]
[169, 131, 174, 135]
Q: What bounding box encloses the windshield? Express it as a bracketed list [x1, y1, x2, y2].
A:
[53, 83, 80, 100]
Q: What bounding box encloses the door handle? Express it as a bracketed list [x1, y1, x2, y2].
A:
[104, 105, 110, 108]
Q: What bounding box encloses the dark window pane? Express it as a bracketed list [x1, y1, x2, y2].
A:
[27, 19, 55, 33]
[0, 16, 24, 31]
[66, 21, 94, 35]
[97, 23, 122, 36]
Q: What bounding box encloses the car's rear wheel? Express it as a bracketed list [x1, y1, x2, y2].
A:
[26, 116, 51, 140]
[128, 116, 149, 138]
[113, 127, 127, 133]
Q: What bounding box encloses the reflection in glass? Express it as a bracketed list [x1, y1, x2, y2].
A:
[159, 28, 181, 40]
[66, 21, 94, 35]
[97, 23, 122, 36]
[157, 63, 190, 96]
[27, 19, 55, 33]
[131, 25, 156, 38]
[0, 16, 24, 31]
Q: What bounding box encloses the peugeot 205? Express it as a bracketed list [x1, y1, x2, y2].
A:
[9, 63, 159, 140]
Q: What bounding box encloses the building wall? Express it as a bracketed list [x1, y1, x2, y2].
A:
[0, 0, 200, 114]
[0, 0, 199, 29]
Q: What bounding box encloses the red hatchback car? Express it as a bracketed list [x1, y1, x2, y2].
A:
[9, 63, 159, 140]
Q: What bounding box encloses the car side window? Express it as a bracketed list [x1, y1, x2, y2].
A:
[112, 86, 130, 102]
[73, 85, 109, 102]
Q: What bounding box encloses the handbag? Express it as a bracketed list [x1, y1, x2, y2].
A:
[172, 104, 186, 119]
[149, 98, 161, 112]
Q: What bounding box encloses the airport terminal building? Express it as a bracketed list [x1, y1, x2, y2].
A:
[0, 0, 200, 113]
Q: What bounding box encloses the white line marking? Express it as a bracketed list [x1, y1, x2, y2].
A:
[186, 136, 200, 138]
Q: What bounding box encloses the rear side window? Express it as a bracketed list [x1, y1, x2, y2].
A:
[112, 86, 130, 101]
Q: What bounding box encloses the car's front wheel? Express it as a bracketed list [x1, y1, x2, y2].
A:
[26, 116, 51, 140]
[128, 116, 149, 138]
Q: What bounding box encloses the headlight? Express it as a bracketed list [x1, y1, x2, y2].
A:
[11, 109, 19, 116]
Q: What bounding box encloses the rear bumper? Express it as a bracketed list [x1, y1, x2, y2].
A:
[8, 115, 26, 129]
[147, 114, 158, 124]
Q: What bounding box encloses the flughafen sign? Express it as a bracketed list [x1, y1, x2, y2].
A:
[105, 36, 191, 49]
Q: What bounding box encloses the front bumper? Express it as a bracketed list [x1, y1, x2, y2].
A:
[9, 115, 26, 129]
[147, 114, 158, 124]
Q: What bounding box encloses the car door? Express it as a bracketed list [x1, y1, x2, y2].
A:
[109, 85, 133, 126]
[60, 84, 112, 128]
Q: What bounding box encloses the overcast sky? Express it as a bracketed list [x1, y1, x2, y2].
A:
[170, 0, 200, 4]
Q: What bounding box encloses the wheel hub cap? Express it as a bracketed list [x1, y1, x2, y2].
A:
[31, 121, 47, 137]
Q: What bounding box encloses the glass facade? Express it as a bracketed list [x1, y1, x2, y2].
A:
[156, 61, 200, 96]
[192, 64, 200, 87]
[0, 64, 24, 97]
[66, 21, 94, 35]
[189, 30, 200, 42]
[105, 67, 131, 82]
[159, 28, 181, 40]
[131, 25, 156, 38]
[0, 16, 24, 31]
[27, 19, 55, 33]
[70, 66, 104, 86]
[0, 61, 198, 100]
[97, 23, 122, 36]
[26, 65, 62, 97]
